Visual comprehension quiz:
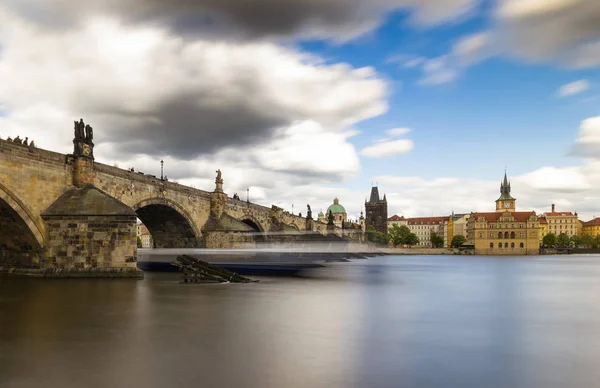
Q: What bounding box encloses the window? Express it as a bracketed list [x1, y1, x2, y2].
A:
[489, 232, 494, 238]
[510, 231, 515, 239]
[490, 242, 493, 248]
[511, 242, 515, 248]
[504, 231, 509, 239]
[520, 242, 524, 248]
[504, 242, 509, 248]
[498, 232, 502, 239]
[479, 232, 483, 238]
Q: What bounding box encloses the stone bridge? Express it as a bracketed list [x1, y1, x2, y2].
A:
[0, 121, 351, 270]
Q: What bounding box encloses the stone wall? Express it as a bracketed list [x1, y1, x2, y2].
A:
[43, 215, 137, 269]
[203, 231, 256, 249]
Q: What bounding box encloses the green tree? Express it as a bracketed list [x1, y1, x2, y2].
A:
[451, 235, 467, 248]
[430, 232, 444, 248]
[366, 225, 377, 242]
[404, 233, 420, 246]
[594, 234, 600, 249]
[387, 224, 411, 246]
[581, 234, 593, 247]
[557, 233, 570, 247]
[137, 236, 142, 248]
[570, 234, 581, 247]
[543, 233, 557, 247]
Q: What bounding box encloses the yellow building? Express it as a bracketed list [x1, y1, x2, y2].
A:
[538, 216, 548, 244]
[467, 172, 540, 255]
[583, 218, 600, 238]
[542, 204, 579, 238]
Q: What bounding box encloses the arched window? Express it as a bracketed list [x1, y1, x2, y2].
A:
[511, 242, 515, 248]
[520, 242, 524, 248]
[504, 242, 509, 248]
[510, 231, 515, 239]
[490, 242, 493, 248]
[504, 231, 509, 239]
[498, 232, 502, 239]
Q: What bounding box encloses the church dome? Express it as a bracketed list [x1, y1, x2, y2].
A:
[327, 198, 346, 214]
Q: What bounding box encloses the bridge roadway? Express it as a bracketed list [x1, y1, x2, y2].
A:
[0, 124, 353, 271]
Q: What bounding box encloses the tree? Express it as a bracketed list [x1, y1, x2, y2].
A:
[451, 235, 467, 248]
[557, 233, 570, 247]
[581, 234, 593, 247]
[137, 236, 143, 248]
[404, 233, 420, 246]
[594, 234, 600, 249]
[430, 232, 444, 248]
[542, 233, 556, 247]
[366, 225, 377, 242]
[366, 225, 389, 245]
[570, 235, 581, 247]
[388, 224, 410, 246]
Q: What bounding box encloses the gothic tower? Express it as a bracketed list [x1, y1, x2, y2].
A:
[365, 186, 388, 233]
[495, 171, 516, 212]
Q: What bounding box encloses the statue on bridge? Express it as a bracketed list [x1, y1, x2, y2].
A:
[73, 118, 95, 159]
[214, 169, 224, 192]
[85, 124, 93, 143]
[74, 119, 85, 141]
[306, 204, 312, 220]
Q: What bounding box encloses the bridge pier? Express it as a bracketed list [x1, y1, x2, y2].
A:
[41, 184, 140, 272]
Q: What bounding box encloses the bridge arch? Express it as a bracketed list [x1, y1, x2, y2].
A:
[0, 183, 44, 267]
[240, 216, 267, 242]
[133, 197, 201, 248]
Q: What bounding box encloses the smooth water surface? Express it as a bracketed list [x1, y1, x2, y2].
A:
[2, 255, 600, 388]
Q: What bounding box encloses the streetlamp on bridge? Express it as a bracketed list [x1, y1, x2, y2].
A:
[160, 160, 164, 181]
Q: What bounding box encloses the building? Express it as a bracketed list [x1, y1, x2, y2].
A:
[582, 218, 600, 238]
[137, 223, 153, 248]
[542, 204, 579, 238]
[326, 198, 347, 228]
[444, 213, 470, 247]
[365, 186, 388, 234]
[467, 171, 540, 255]
[387, 214, 407, 230]
[538, 216, 548, 244]
[407, 216, 446, 247]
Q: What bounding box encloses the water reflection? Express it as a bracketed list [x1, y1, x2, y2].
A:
[2, 256, 600, 387]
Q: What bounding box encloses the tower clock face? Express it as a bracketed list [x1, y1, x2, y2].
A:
[504, 203, 510, 208]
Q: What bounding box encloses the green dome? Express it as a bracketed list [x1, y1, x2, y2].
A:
[327, 204, 346, 214]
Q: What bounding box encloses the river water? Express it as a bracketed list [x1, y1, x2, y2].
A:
[2, 255, 600, 388]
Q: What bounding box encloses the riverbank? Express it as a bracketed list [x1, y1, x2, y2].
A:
[377, 247, 460, 255]
[0, 266, 144, 278]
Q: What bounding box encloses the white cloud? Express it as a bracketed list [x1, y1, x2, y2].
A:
[571, 116, 600, 157]
[386, 127, 411, 137]
[404, 57, 426, 68]
[359, 139, 414, 158]
[452, 31, 492, 65]
[558, 80, 590, 97]
[418, 56, 458, 85]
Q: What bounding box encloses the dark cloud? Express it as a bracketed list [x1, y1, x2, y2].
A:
[98, 95, 286, 160]
[7, 0, 478, 41]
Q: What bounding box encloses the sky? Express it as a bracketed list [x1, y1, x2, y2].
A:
[2, 0, 600, 221]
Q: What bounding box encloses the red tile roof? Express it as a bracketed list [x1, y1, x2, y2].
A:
[538, 216, 547, 224]
[388, 215, 406, 221]
[545, 212, 575, 217]
[407, 216, 446, 225]
[584, 218, 600, 227]
[471, 211, 536, 222]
